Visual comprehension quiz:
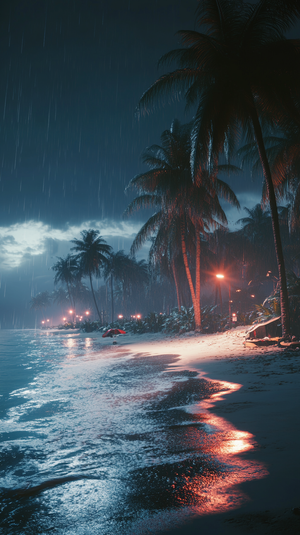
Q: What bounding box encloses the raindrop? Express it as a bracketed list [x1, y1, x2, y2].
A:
[3, 81, 8, 120]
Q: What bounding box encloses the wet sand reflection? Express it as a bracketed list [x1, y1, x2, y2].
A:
[130, 375, 268, 534]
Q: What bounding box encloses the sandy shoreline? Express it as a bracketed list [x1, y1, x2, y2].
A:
[115, 327, 300, 534]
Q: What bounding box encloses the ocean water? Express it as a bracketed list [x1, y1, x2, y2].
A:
[0, 329, 266, 534]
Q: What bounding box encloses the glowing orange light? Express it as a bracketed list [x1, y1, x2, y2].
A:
[85, 311, 90, 315]
[63, 317, 66, 321]
[236, 289, 241, 293]
[136, 314, 141, 319]
[216, 273, 224, 279]
[69, 309, 73, 314]
[251, 294, 255, 298]
[118, 314, 123, 319]
[41, 321, 45, 324]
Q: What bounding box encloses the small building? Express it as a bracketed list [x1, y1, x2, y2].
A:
[246, 316, 281, 339]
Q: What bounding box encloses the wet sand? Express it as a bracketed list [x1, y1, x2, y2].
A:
[119, 327, 300, 534]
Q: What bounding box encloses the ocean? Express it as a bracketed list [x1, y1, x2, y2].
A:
[0, 329, 265, 534]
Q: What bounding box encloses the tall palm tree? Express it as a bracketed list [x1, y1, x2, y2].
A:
[71, 230, 112, 322]
[137, 0, 300, 336]
[52, 255, 79, 309]
[125, 119, 239, 330]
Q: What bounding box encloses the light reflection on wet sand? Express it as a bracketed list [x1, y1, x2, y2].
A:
[131, 375, 268, 535]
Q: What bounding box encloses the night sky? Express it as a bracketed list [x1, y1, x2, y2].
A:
[0, 0, 264, 327]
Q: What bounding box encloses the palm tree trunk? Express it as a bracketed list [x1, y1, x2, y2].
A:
[89, 273, 102, 322]
[180, 217, 201, 330]
[195, 223, 201, 330]
[110, 272, 114, 323]
[250, 106, 290, 337]
[171, 260, 181, 311]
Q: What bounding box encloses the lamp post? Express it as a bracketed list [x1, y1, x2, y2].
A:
[216, 273, 232, 326]
[216, 274, 224, 314]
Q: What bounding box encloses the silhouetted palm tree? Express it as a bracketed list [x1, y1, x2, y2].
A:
[104, 250, 131, 322]
[30, 291, 52, 319]
[52, 255, 79, 309]
[137, 0, 300, 335]
[125, 119, 239, 330]
[71, 230, 112, 321]
[52, 288, 69, 310]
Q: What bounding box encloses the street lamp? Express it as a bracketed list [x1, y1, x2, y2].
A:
[215, 274, 224, 314]
[216, 273, 232, 324]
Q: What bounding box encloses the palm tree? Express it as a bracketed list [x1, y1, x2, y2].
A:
[30, 291, 52, 319]
[137, 0, 300, 336]
[52, 255, 79, 309]
[71, 230, 112, 322]
[105, 251, 149, 319]
[125, 119, 239, 330]
[52, 287, 69, 310]
[104, 250, 131, 322]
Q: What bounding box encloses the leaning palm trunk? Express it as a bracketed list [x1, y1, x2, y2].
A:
[89, 273, 102, 322]
[180, 218, 201, 330]
[171, 260, 181, 311]
[250, 106, 290, 337]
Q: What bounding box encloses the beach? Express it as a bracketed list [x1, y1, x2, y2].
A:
[1, 327, 299, 534]
[119, 327, 300, 534]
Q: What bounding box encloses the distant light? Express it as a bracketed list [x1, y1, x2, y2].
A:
[63, 317, 66, 321]
[85, 311, 90, 315]
[118, 314, 123, 319]
[216, 273, 224, 279]
[47, 319, 50, 322]
[41, 320, 45, 324]
[69, 310, 73, 314]
[251, 294, 255, 298]
[236, 289, 241, 292]
[136, 314, 141, 319]
[232, 313, 236, 317]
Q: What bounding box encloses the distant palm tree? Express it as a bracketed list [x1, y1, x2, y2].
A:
[52, 255, 79, 309]
[30, 291, 52, 319]
[52, 287, 69, 310]
[104, 251, 149, 320]
[137, 0, 300, 335]
[104, 250, 131, 322]
[71, 230, 112, 321]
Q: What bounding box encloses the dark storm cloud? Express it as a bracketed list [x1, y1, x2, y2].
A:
[0, 0, 204, 227]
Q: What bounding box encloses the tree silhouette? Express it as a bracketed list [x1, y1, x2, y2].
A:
[125, 119, 239, 330]
[137, 0, 300, 335]
[52, 255, 79, 309]
[71, 230, 112, 322]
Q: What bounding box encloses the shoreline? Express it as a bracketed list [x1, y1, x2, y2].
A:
[119, 327, 300, 534]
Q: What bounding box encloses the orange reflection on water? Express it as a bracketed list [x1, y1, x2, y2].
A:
[183, 376, 268, 515]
